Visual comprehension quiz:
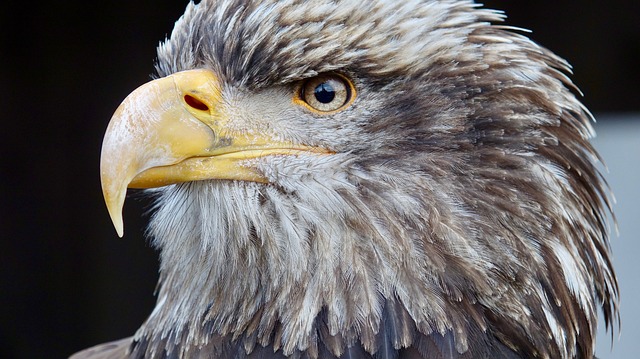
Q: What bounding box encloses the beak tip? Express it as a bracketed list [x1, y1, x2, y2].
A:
[108, 208, 125, 238]
[103, 185, 127, 238]
[115, 222, 125, 238]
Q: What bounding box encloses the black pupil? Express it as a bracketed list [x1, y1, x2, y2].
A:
[314, 82, 336, 104]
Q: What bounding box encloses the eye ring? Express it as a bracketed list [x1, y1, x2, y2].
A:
[294, 74, 356, 114]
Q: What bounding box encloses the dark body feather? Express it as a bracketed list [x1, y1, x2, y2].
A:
[124, 299, 521, 359]
[74, 0, 619, 358]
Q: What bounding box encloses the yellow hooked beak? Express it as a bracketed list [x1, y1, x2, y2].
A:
[100, 69, 327, 237]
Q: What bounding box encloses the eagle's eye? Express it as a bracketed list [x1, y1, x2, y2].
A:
[295, 74, 355, 113]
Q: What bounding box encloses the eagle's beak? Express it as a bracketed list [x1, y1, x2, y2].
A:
[100, 69, 321, 237]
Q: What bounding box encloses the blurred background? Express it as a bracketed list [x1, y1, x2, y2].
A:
[0, 1, 637, 358]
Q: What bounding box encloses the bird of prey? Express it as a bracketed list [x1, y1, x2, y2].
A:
[73, 0, 619, 358]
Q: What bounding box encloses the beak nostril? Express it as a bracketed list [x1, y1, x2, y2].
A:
[184, 94, 209, 111]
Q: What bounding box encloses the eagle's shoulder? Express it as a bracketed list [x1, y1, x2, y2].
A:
[69, 337, 131, 359]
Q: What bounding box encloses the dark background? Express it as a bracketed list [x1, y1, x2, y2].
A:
[0, 1, 638, 358]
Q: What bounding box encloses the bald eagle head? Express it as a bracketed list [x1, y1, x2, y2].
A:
[88, 1, 618, 358]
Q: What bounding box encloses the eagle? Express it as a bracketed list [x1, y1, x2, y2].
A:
[73, 0, 619, 358]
